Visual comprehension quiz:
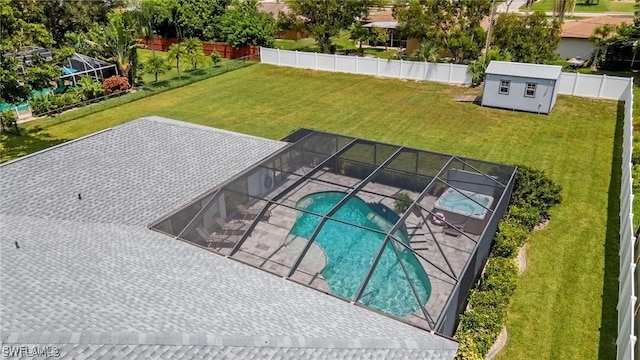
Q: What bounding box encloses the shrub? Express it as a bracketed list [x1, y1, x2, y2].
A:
[77, 76, 104, 100]
[481, 258, 518, 297]
[492, 232, 519, 258]
[511, 165, 562, 218]
[454, 332, 484, 360]
[103, 75, 130, 94]
[497, 218, 529, 247]
[505, 203, 540, 231]
[0, 109, 18, 134]
[211, 51, 221, 66]
[393, 193, 413, 213]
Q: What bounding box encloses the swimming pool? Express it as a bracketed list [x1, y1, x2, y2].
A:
[290, 191, 431, 317]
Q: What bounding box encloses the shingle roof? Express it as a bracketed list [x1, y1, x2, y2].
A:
[561, 15, 634, 39]
[0, 117, 458, 359]
[485, 61, 562, 80]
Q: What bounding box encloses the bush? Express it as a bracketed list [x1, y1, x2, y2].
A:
[0, 109, 18, 134]
[393, 193, 413, 213]
[505, 203, 540, 231]
[103, 75, 130, 94]
[511, 165, 562, 219]
[211, 51, 221, 66]
[481, 258, 518, 297]
[29, 92, 81, 115]
[492, 232, 519, 258]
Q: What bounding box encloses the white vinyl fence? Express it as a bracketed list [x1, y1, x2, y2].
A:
[260, 47, 471, 84]
[618, 79, 638, 360]
[261, 46, 637, 360]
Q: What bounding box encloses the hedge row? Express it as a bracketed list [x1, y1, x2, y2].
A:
[454, 165, 562, 359]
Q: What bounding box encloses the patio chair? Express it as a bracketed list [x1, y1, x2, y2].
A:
[196, 226, 237, 249]
[442, 222, 465, 237]
[236, 204, 271, 221]
[214, 217, 251, 235]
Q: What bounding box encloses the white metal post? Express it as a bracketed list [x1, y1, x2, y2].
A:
[315, 52, 318, 70]
[598, 74, 607, 98]
[277, 48, 281, 65]
[295, 50, 298, 67]
[572, 72, 580, 96]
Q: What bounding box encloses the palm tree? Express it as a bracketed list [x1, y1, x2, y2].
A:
[86, 15, 138, 81]
[553, 0, 577, 21]
[167, 43, 188, 77]
[144, 53, 169, 82]
[588, 24, 616, 71]
[413, 40, 440, 63]
[182, 38, 206, 70]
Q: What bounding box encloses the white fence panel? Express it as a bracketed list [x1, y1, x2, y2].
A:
[572, 73, 603, 98]
[602, 76, 632, 100]
[558, 73, 578, 94]
[430, 63, 452, 83]
[297, 52, 316, 70]
[451, 65, 471, 84]
[260, 48, 278, 65]
[316, 53, 334, 71]
[401, 60, 424, 80]
[279, 50, 297, 67]
[336, 55, 356, 73]
[358, 57, 378, 76]
[379, 59, 402, 78]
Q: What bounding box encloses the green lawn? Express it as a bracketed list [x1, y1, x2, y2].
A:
[0, 65, 621, 360]
[523, 0, 635, 13]
[275, 31, 401, 59]
[138, 48, 226, 84]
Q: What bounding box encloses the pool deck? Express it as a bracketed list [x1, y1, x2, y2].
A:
[199, 166, 480, 332]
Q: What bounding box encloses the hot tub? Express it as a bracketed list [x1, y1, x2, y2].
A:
[434, 188, 494, 235]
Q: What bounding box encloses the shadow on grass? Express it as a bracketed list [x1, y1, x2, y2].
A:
[0, 128, 68, 163]
[598, 100, 624, 360]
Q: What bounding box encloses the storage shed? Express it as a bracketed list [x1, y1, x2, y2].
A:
[481, 61, 562, 114]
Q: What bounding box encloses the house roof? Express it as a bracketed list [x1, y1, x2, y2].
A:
[258, 1, 290, 18]
[485, 61, 563, 80]
[365, 8, 395, 23]
[0, 117, 458, 359]
[363, 21, 398, 29]
[561, 15, 634, 39]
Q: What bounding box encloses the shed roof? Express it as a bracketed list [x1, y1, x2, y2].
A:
[485, 61, 562, 80]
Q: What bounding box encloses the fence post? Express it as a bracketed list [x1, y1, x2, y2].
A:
[448, 64, 453, 84]
[334, 53, 337, 71]
[315, 52, 318, 70]
[572, 72, 580, 96]
[376, 58, 380, 76]
[400, 59, 403, 79]
[598, 74, 607, 98]
[295, 50, 299, 67]
[355, 55, 359, 74]
[277, 48, 281, 65]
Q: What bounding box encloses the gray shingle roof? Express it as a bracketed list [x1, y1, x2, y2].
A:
[0, 117, 457, 359]
[485, 61, 562, 80]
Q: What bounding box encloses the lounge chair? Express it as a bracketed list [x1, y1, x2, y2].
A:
[236, 204, 271, 220]
[214, 217, 251, 235]
[442, 223, 465, 237]
[195, 226, 237, 249]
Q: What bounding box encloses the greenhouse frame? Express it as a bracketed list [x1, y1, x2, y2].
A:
[150, 129, 517, 336]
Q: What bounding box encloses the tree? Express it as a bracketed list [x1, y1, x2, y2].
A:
[168, 43, 187, 76]
[182, 38, 206, 70]
[144, 54, 170, 82]
[553, 0, 577, 20]
[219, 0, 276, 48]
[86, 14, 139, 84]
[288, 0, 379, 53]
[492, 12, 561, 64]
[413, 40, 441, 63]
[176, 0, 231, 40]
[349, 23, 370, 54]
[369, 26, 389, 49]
[588, 24, 616, 70]
[394, 0, 491, 63]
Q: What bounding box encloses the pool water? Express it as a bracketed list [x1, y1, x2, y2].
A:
[437, 189, 490, 216]
[290, 191, 431, 317]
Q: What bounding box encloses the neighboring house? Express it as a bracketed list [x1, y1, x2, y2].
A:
[0, 117, 460, 360]
[482, 61, 562, 114]
[258, 1, 304, 40]
[362, 8, 406, 49]
[558, 15, 634, 59]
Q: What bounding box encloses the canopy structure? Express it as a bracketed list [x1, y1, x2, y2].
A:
[150, 129, 517, 336]
[60, 53, 118, 85]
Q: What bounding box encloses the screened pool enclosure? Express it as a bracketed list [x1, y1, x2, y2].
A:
[150, 129, 517, 336]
